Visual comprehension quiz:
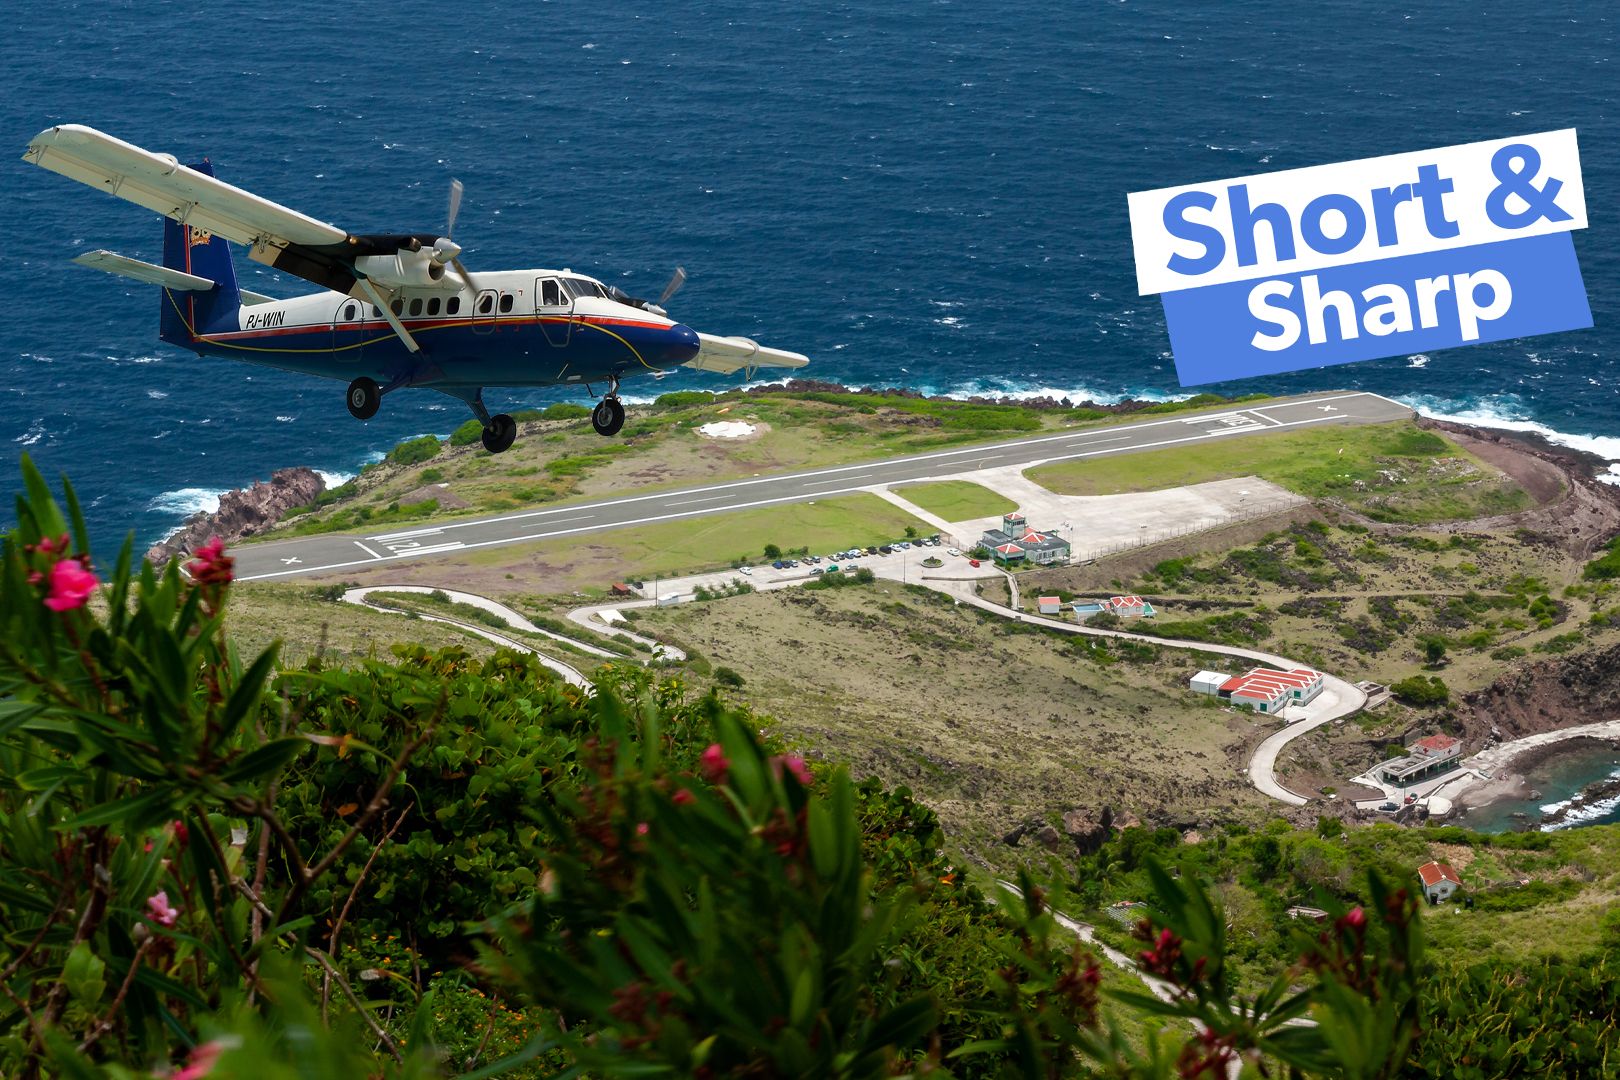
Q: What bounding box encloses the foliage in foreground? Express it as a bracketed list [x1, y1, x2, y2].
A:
[0, 454, 1559, 1078]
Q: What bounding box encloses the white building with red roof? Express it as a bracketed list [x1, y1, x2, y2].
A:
[1214, 667, 1326, 715]
[980, 513, 1071, 567]
[1379, 733, 1464, 787]
[1417, 860, 1463, 903]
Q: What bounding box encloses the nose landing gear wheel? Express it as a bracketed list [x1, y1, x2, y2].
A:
[346, 377, 381, 420]
[591, 396, 626, 437]
[481, 413, 517, 454]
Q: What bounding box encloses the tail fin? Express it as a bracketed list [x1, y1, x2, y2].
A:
[159, 159, 242, 347]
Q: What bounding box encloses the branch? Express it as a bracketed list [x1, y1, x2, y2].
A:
[276, 726, 434, 927]
[77, 937, 154, 1053]
[323, 805, 412, 1020]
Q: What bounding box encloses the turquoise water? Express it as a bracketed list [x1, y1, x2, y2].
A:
[1453, 747, 1620, 832]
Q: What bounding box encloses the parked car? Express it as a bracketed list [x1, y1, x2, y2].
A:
[968, 558, 981, 567]
[826, 564, 839, 573]
[772, 560, 786, 570]
[739, 566, 753, 575]
[809, 567, 824, 576]
[946, 548, 961, 557]
[1379, 802, 1398, 813]
[878, 545, 893, 555]
[897, 541, 911, 550]
[866, 546, 879, 555]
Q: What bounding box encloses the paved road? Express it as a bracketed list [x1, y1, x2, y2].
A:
[235, 390, 1410, 582]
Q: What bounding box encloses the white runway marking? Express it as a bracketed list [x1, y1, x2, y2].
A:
[353, 541, 383, 559]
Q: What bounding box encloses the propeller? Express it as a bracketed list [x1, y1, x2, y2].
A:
[435, 178, 477, 293]
[658, 266, 687, 307]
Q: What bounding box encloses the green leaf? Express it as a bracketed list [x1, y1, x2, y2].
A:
[219, 737, 309, 784]
[860, 996, 936, 1055]
[63, 941, 106, 1005]
[217, 645, 278, 743]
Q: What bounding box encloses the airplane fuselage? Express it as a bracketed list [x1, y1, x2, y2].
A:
[165, 268, 701, 395]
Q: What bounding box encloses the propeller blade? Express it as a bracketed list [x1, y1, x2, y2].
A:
[446, 178, 464, 238]
[658, 266, 687, 306]
[450, 255, 477, 295]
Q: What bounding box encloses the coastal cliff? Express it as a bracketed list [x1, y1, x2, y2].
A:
[1461, 641, 1620, 741]
[145, 467, 325, 564]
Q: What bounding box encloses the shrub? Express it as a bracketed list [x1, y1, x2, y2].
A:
[541, 401, 591, 420]
[450, 417, 484, 445]
[1391, 674, 1450, 707]
[714, 665, 746, 687]
[385, 434, 442, 467]
[655, 389, 717, 408]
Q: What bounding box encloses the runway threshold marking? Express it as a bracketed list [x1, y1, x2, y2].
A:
[353, 541, 383, 559]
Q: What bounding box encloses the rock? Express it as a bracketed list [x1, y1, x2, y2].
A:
[1033, 824, 1062, 851]
[146, 467, 326, 565]
[1062, 806, 1115, 856]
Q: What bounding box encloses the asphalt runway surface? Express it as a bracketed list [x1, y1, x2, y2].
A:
[234, 390, 1412, 581]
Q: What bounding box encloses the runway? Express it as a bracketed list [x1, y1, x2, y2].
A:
[233, 390, 1413, 582]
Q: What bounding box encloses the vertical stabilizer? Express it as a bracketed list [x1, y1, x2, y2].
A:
[159, 159, 242, 347]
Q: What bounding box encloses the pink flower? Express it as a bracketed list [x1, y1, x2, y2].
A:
[775, 755, 813, 787]
[635, 822, 650, 836]
[146, 890, 179, 928]
[42, 558, 98, 612]
[185, 536, 234, 587]
[699, 743, 730, 784]
[170, 1039, 228, 1080]
[672, 788, 696, 806]
[1340, 906, 1367, 931]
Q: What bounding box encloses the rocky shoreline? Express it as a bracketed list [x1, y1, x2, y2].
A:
[144, 467, 326, 565]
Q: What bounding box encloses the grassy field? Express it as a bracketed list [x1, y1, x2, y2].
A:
[321, 493, 931, 599]
[248, 389, 1275, 541]
[635, 580, 1274, 864]
[1026, 420, 1531, 524]
[892, 480, 1018, 522]
[224, 583, 499, 667]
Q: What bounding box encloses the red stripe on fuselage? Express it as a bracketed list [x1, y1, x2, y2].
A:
[203, 313, 672, 342]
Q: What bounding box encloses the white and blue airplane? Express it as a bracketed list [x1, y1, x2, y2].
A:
[23, 124, 809, 452]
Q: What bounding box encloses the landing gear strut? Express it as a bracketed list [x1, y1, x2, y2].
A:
[346, 377, 380, 420]
[482, 413, 517, 454]
[591, 378, 625, 437]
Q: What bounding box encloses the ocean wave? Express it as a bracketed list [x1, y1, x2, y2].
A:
[1543, 788, 1620, 831]
[147, 389, 169, 399]
[315, 469, 354, 489]
[13, 419, 45, 446]
[1403, 394, 1620, 484]
[147, 487, 225, 518]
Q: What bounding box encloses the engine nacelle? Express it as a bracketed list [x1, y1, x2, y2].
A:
[353, 248, 447, 288]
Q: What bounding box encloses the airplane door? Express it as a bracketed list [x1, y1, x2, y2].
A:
[536, 276, 573, 347]
[472, 289, 498, 334]
[333, 298, 364, 360]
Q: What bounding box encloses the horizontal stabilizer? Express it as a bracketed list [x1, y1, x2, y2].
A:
[24, 124, 346, 250]
[72, 249, 213, 290]
[238, 289, 275, 307]
[683, 332, 810, 375]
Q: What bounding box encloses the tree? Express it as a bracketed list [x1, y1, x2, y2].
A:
[1422, 636, 1448, 666]
[763, 543, 782, 559]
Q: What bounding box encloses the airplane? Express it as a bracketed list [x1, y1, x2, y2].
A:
[22, 124, 809, 452]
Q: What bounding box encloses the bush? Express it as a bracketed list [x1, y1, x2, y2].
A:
[714, 665, 746, 687]
[655, 389, 717, 408]
[450, 417, 484, 445]
[1391, 674, 1450, 707]
[385, 434, 442, 467]
[541, 401, 591, 420]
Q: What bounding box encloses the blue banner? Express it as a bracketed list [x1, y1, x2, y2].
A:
[1161, 231, 1592, 386]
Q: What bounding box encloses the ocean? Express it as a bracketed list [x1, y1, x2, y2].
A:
[1, 0, 1615, 549]
[1454, 748, 1620, 833]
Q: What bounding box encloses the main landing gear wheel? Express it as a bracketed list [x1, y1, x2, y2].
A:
[591, 396, 626, 437]
[481, 413, 517, 454]
[346, 377, 381, 420]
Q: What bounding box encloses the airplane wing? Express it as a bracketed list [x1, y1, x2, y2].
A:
[24, 124, 363, 294]
[71, 250, 213, 290]
[683, 333, 810, 375]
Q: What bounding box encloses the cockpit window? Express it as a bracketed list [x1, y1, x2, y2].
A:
[541, 278, 564, 307]
[564, 277, 606, 299]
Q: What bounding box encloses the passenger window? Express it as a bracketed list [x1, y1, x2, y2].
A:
[409, 297, 423, 317]
[343, 302, 356, 321]
[427, 297, 441, 316]
[478, 294, 493, 315]
[371, 305, 381, 318]
[390, 299, 404, 316]
[499, 293, 514, 313]
[447, 296, 461, 315]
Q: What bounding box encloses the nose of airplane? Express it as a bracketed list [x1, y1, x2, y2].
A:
[666, 323, 701, 362]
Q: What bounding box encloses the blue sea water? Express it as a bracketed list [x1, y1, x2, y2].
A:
[0, 0, 1615, 546]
